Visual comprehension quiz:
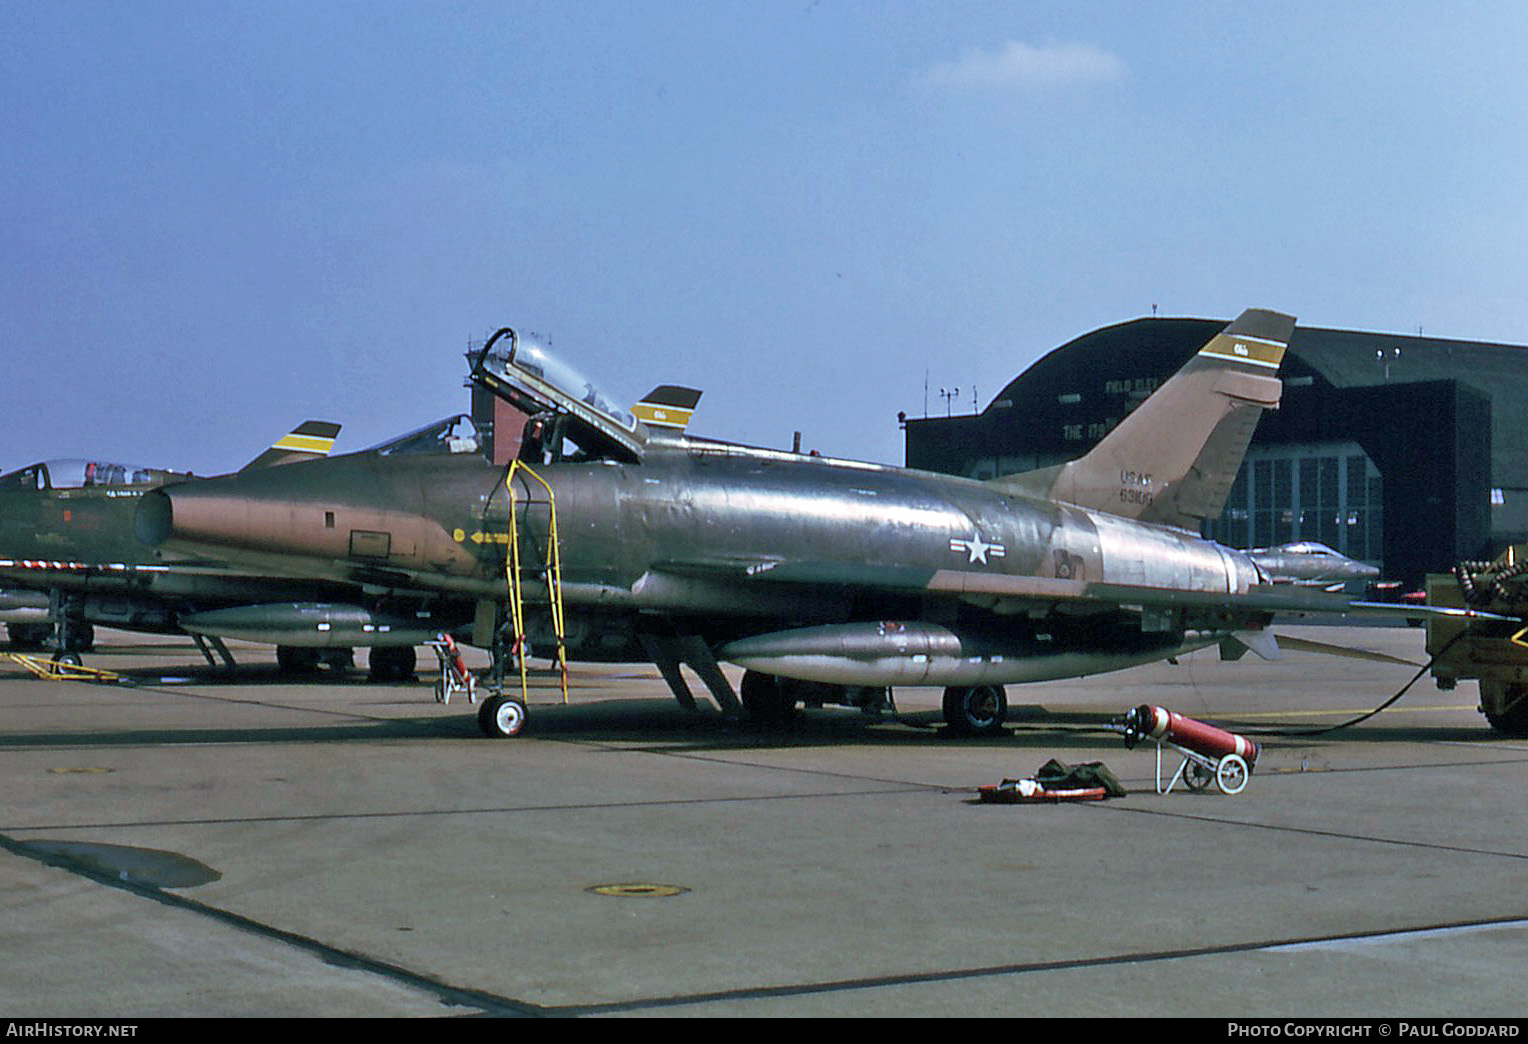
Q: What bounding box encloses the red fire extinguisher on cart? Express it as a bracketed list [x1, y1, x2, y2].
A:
[440, 633, 475, 696]
[1120, 704, 1260, 766]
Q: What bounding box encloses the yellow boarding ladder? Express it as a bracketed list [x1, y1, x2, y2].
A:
[3, 653, 119, 683]
[504, 460, 569, 704]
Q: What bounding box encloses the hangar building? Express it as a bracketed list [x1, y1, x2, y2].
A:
[903, 317, 1528, 587]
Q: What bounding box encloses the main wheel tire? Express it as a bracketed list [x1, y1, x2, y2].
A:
[942, 685, 1008, 737]
[6, 623, 51, 649]
[61, 623, 95, 652]
[320, 647, 354, 672]
[368, 644, 417, 682]
[1481, 681, 1528, 736]
[276, 646, 321, 674]
[478, 695, 527, 738]
[741, 671, 798, 724]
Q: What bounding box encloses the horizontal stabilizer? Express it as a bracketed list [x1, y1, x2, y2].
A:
[1273, 633, 1423, 667]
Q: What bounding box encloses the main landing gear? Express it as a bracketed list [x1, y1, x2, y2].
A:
[742, 671, 1015, 730]
[738, 670, 896, 724]
[740, 671, 800, 724]
[942, 684, 1009, 737]
[367, 644, 416, 682]
[736, 671, 1012, 734]
[275, 646, 354, 674]
[7, 612, 93, 669]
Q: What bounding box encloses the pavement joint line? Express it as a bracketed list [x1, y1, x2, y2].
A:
[1222, 705, 1480, 720]
[7, 812, 1525, 1018]
[98, 682, 425, 723]
[5, 739, 1526, 836]
[614, 744, 971, 791]
[0, 830, 549, 1019]
[1244, 756, 1528, 780]
[543, 912, 1528, 1016]
[1264, 918, 1528, 952]
[0, 784, 943, 834]
[1099, 802, 1528, 861]
[1436, 739, 1528, 753]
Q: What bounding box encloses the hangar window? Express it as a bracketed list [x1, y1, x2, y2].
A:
[1209, 443, 1383, 568]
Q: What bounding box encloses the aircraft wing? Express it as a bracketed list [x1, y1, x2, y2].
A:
[701, 558, 1510, 622]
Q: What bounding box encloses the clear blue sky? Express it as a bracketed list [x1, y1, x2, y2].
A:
[4, 1, 1526, 472]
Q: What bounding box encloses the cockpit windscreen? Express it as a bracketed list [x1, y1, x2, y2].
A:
[367, 415, 485, 457]
[0, 459, 163, 491]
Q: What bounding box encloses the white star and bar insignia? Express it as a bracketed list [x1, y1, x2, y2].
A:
[949, 532, 1006, 565]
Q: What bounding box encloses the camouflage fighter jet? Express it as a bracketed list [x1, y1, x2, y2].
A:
[0, 421, 432, 675]
[136, 312, 1522, 737]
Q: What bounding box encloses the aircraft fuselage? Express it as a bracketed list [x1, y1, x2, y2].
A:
[143, 440, 1268, 683]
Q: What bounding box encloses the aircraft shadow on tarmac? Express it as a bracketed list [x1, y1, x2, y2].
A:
[0, 716, 474, 750]
[526, 702, 1506, 751]
[2, 642, 1505, 749]
[0, 662, 1504, 752]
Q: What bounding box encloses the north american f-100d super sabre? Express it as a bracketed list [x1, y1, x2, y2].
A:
[135, 310, 1522, 737]
[0, 421, 357, 669]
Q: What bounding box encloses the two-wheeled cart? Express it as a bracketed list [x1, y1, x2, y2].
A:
[1116, 704, 1259, 795]
[428, 632, 478, 705]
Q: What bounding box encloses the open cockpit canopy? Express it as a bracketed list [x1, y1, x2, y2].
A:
[470, 327, 645, 463]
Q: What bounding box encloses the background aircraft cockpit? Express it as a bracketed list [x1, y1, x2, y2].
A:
[367, 414, 485, 458]
[0, 459, 171, 492]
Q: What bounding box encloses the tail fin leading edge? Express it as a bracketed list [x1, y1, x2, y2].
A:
[1000, 308, 1295, 531]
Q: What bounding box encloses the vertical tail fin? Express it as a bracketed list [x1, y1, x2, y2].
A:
[632, 386, 703, 432]
[239, 420, 343, 472]
[1000, 308, 1295, 530]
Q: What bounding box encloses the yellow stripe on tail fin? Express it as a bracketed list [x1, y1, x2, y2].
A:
[239, 420, 342, 471]
[633, 386, 703, 431]
[993, 308, 1296, 530]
